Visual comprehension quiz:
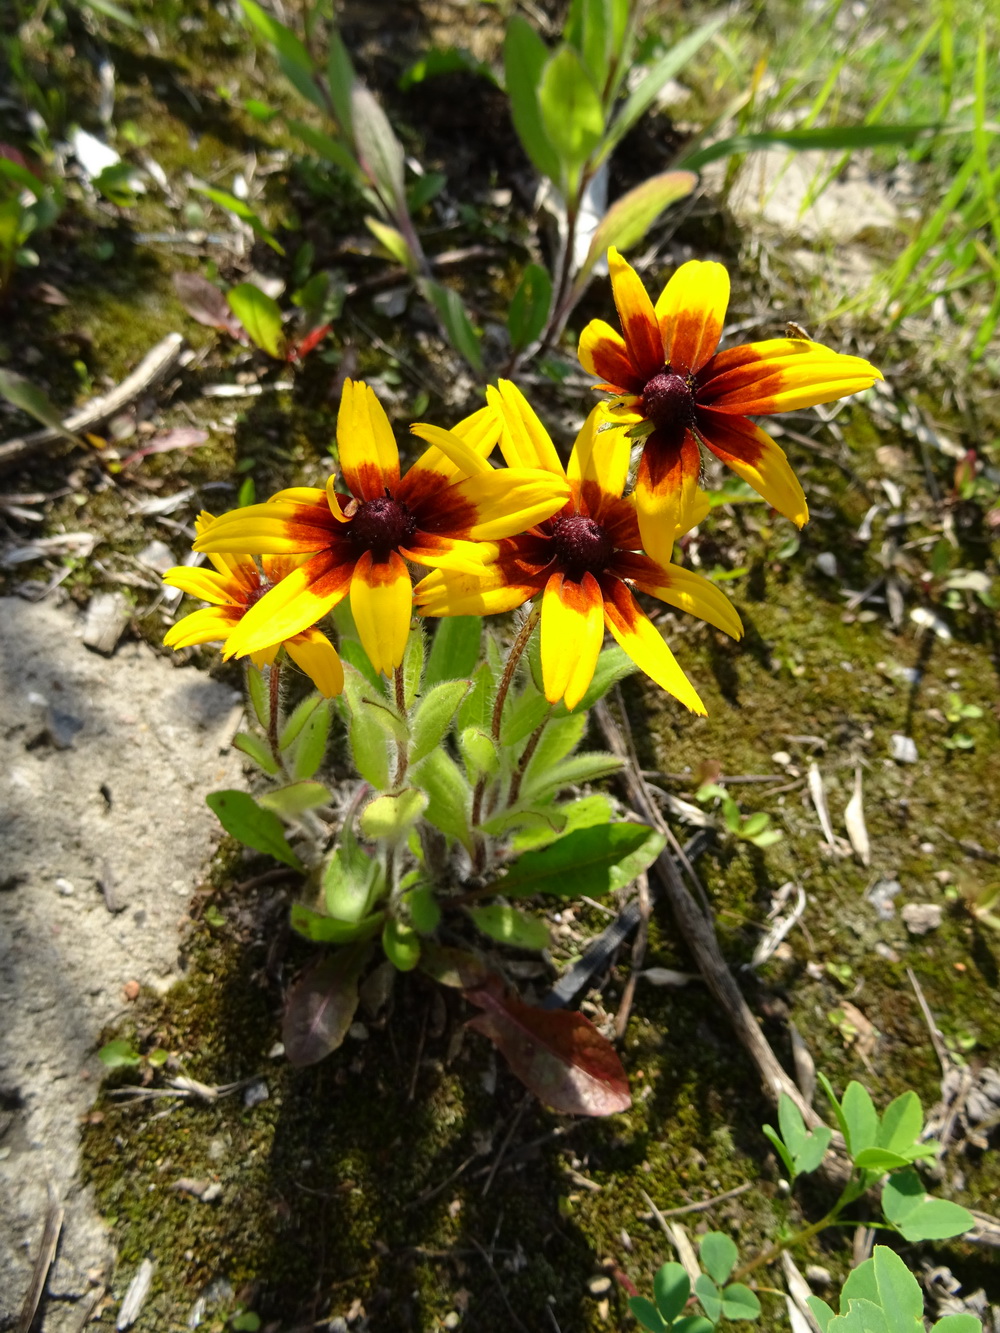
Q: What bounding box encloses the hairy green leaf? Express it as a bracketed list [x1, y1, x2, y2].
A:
[206, 790, 303, 869]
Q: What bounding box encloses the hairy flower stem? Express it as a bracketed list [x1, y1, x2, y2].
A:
[470, 607, 541, 866]
[392, 664, 409, 790]
[507, 711, 552, 807]
[267, 660, 284, 772]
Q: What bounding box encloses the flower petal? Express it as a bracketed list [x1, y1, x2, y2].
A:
[224, 550, 353, 657]
[488, 380, 565, 475]
[697, 338, 883, 415]
[193, 501, 337, 554]
[414, 551, 546, 617]
[633, 428, 702, 568]
[269, 486, 327, 505]
[541, 571, 605, 711]
[601, 579, 705, 714]
[162, 566, 245, 606]
[163, 605, 241, 650]
[285, 627, 345, 698]
[337, 378, 401, 500]
[618, 554, 743, 639]
[402, 535, 502, 575]
[567, 404, 630, 512]
[696, 411, 808, 528]
[407, 422, 493, 478]
[350, 549, 412, 676]
[405, 405, 500, 486]
[654, 259, 729, 374]
[439, 468, 571, 541]
[607, 246, 664, 381]
[578, 319, 645, 394]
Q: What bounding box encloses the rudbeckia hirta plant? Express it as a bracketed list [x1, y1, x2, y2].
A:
[578, 247, 883, 565]
[162, 513, 344, 697]
[415, 380, 742, 713]
[192, 379, 571, 677]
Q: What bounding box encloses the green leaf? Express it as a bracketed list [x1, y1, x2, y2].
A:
[78, 0, 142, 30]
[342, 666, 391, 790]
[499, 687, 551, 747]
[338, 635, 385, 695]
[854, 1148, 914, 1173]
[402, 625, 425, 706]
[882, 1171, 974, 1242]
[237, 0, 325, 110]
[403, 884, 441, 935]
[653, 1262, 691, 1322]
[0, 368, 78, 442]
[360, 789, 428, 842]
[366, 216, 417, 272]
[721, 1283, 761, 1321]
[323, 837, 382, 923]
[231, 1313, 261, 1332]
[425, 616, 482, 686]
[467, 904, 550, 950]
[512, 793, 614, 852]
[699, 1231, 738, 1286]
[504, 16, 563, 185]
[458, 726, 500, 781]
[226, 282, 286, 359]
[233, 731, 280, 775]
[740, 811, 771, 838]
[479, 802, 567, 838]
[796, 1125, 834, 1176]
[566, 0, 614, 92]
[98, 1039, 142, 1069]
[413, 748, 472, 850]
[576, 171, 696, 287]
[383, 917, 421, 971]
[410, 679, 470, 764]
[289, 903, 383, 944]
[877, 1091, 924, 1156]
[694, 1273, 723, 1324]
[279, 693, 324, 750]
[351, 83, 406, 212]
[499, 822, 665, 899]
[603, 16, 726, 160]
[627, 1297, 666, 1333]
[508, 262, 553, 351]
[674, 1320, 715, 1333]
[457, 662, 493, 733]
[521, 748, 622, 798]
[871, 1246, 924, 1323]
[258, 781, 330, 818]
[424, 279, 483, 372]
[805, 1296, 836, 1333]
[326, 26, 356, 136]
[538, 44, 604, 192]
[522, 711, 587, 780]
[206, 790, 303, 869]
[842, 1080, 879, 1157]
[762, 1124, 796, 1180]
[290, 698, 331, 780]
[287, 119, 360, 177]
[777, 1090, 807, 1158]
[193, 185, 285, 254]
[678, 124, 939, 174]
[931, 1317, 984, 1333]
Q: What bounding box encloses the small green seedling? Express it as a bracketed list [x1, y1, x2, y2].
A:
[696, 784, 783, 849]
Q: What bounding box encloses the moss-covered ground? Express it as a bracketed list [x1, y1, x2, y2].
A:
[2, 0, 998, 1327]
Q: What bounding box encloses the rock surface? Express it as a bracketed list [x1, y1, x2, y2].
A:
[0, 596, 242, 1329]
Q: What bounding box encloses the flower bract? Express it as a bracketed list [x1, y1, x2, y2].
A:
[578, 247, 883, 566]
[414, 381, 742, 713]
[191, 380, 570, 677]
[162, 513, 344, 697]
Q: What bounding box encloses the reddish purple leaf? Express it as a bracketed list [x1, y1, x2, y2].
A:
[288, 322, 332, 361]
[173, 271, 246, 339]
[120, 427, 209, 467]
[464, 987, 632, 1116]
[282, 943, 371, 1067]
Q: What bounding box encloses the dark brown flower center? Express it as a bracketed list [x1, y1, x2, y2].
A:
[551, 514, 614, 580]
[243, 575, 273, 610]
[642, 369, 696, 433]
[348, 494, 416, 560]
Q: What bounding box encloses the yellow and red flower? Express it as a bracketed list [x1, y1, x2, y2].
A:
[162, 513, 344, 697]
[414, 381, 742, 713]
[578, 248, 883, 565]
[192, 379, 570, 677]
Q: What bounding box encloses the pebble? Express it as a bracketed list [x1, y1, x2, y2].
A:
[901, 902, 943, 935]
[443, 1314, 461, 1329]
[587, 1276, 612, 1296]
[56, 877, 75, 896]
[890, 733, 918, 763]
[243, 1079, 269, 1109]
[806, 1265, 832, 1288]
[347, 1022, 369, 1041]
